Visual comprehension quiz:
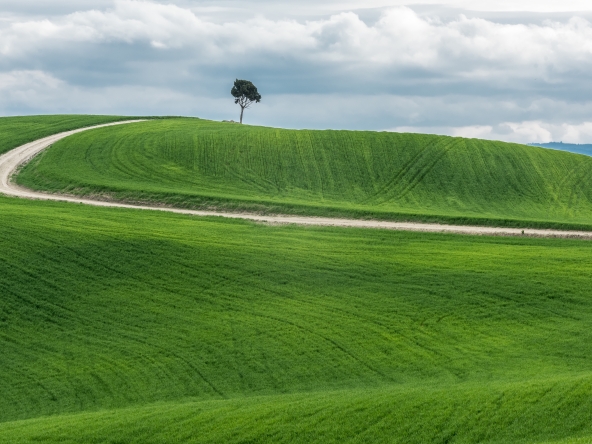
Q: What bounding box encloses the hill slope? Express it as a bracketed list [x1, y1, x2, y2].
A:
[15, 117, 592, 228]
[5, 118, 592, 442]
[2, 195, 592, 441]
[0, 115, 137, 155]
[4, 379, 592, 443]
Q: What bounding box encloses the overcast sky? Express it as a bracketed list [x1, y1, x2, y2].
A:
[3, 1, 592, 143]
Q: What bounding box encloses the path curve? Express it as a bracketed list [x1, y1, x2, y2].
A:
[1, 120, 591, 239]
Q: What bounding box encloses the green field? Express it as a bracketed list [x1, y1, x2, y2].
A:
[15, 117, 592, 229]
[0, 115, 138, 156]
[4, 116, 592, 442]
[2, 193, 592, 442]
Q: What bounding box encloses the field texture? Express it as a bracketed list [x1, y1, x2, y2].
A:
[16, 117, 592, 228]
[2, 194, 592, 442]
[0, 115, 137, 156]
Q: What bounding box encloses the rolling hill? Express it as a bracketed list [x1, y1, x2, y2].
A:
[3, 116, 592, 442]
[15, 117, 592, 229]
[2, 195, 592, 442]
[0, 115, 138, 156]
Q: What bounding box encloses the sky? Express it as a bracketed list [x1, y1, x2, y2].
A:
[2, 1, 592, 143]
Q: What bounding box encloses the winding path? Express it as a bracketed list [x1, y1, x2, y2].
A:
[1, 120, 591, 239]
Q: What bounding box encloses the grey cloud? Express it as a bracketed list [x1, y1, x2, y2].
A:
[2, 1, 592, 142]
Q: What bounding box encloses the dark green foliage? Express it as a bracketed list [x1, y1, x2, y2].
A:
[17, 117, 592, 229]
[0, 115, 136, 155]
[1, 196, 592, 441]
[231, 79, 261, 123]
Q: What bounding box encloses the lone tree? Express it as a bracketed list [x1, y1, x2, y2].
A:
[231, 79, 261, 124]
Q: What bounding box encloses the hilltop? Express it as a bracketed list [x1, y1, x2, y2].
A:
[16, 118, 592, 229]
[0, 115, 137, 156]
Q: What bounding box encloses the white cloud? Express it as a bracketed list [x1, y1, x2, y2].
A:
[441, 0, 592, 12]
[3, 1, 592, 76]
[515, 121, 592, 144]
[7, 1, 592, 16]
[320, 0, 592, 12]
[0, 70, 63, 90]
[501, 121, 554, 143]
[0, 69, 199, 116]
[392, 121, 592, 144]
[0, 71, 65, 108]
[3, 1, 592, 142]
[450, 125, 494, 139]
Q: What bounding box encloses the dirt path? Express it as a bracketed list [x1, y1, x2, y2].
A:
[1, 120, 591, 239]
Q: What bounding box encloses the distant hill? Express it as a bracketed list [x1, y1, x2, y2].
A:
[530, 142, 592, 156]
[16, 118, 592, 229]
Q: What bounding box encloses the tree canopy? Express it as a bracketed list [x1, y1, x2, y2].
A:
[231, 79, 261, 124]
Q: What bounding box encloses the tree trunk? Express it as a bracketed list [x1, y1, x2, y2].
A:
[240, 106, 244, 124]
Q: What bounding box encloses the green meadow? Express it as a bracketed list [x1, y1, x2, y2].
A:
[2, 195, 592, 442]
[16, 117, 592, 229]
[0, 115, 136, 155]
[3, 116, 592, 442]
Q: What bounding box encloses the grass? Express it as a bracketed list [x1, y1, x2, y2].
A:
[4, 115, 592, 442]
[0, 115, 139, 156]
[4, 378, 592, 443]
[15, 117, 592, 229]
[2, 194, 592, 442]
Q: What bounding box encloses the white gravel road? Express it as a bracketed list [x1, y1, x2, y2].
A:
[1, 120, 591, 239]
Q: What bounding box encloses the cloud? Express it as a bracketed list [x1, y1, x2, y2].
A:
[501, 121, 592, 144]
[4, 2, 592, 73]
[0, 70, 65, 109]
[393, 121, 592, 144]
[0, 70, 64, 90]
[2, 1, 592, 142]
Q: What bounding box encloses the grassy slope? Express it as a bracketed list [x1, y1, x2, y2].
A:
[2, 195, 592, 442]
[0, 115, 138, 155]
[16, 117, 592, 229]
[4, 379, 592, 444]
